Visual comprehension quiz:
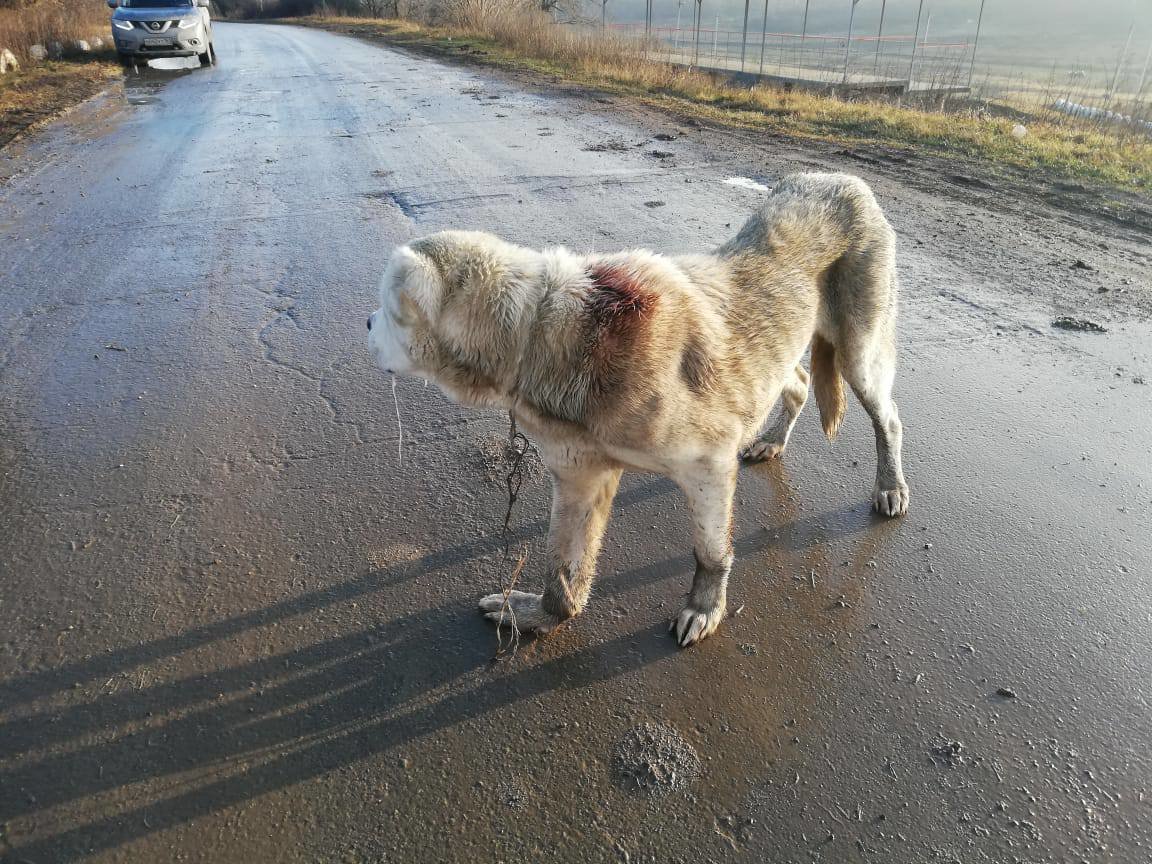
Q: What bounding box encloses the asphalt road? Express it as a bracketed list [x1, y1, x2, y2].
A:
[2, 22, 1151, 864]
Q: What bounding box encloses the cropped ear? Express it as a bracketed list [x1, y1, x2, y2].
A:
[381, 245, 443, 317]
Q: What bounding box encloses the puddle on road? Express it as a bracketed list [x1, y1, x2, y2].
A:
[724, 176, 771, 192]
[147, 57, 201, 71]
[122, 58, 201, 105]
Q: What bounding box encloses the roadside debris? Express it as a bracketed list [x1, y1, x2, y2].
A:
[1052, 316, 1107, 333]
[0, 48, 18, 75]
[647, 150, 673, 159]
[491, 415, 535, 659]
[582, 136, 631, 152]
[643, 200, 665, 208]
[930, 740, 965, 768]
[996, 687, 1018, 698]
[611, 722, 701, 796]
[495, 779, 528, 810]
[390, 375, 403, 463]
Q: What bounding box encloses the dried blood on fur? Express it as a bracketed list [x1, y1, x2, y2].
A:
[587, 265, 653, 327]
[585, 265, 654, 393]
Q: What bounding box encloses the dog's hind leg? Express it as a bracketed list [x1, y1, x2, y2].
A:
[838, 321, 909, 517]
[671, 458, 737, 647]
[480, 457, 621, 635]
[741, 365, 810, 462]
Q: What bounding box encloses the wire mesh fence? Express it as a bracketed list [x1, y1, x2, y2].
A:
[610, 22, 971, 92]
[595, 16, 1152, 136]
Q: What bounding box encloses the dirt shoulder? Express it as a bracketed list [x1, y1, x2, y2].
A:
[290, 18, 1152, 241]
[0, 57, 120, 151]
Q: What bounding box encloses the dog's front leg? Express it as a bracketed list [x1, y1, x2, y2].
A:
[480, 459, 622, 636]
[671, 459, 737, 647]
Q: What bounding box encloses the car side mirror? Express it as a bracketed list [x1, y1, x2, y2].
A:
[106, 0, 117, 7]
[196, 0, 209, 7]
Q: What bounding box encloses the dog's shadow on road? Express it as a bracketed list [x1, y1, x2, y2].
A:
[1, 596, 677, 861]
[0, 474, 891, 861]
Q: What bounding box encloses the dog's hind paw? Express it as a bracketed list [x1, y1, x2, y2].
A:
[873, 483, 910, 517]
[670, 603, 725, 647]
[479, 590, 564, 634]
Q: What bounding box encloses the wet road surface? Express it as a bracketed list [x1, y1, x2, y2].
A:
[2, 21, 1152, 864]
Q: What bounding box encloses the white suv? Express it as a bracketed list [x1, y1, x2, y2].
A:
[108, 0, 215, 66]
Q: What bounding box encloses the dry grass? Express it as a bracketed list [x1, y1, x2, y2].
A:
[0, 0, 118, 150]
[305, 12, 1152, 191]
[0, 0, 110, 64]
[0, 58, 118, 148]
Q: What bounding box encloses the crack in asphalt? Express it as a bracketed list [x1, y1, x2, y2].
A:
[254, 301, 368, 448]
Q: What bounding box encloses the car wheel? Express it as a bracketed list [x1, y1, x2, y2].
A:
[199, 42, 214, 66]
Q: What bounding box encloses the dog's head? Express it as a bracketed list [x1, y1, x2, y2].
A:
[367, 242, 443, 378]
[367, 231, 540, 405]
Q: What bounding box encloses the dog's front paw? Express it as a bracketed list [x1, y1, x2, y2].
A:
[873, 483, 910, 517]
[670, 603, 725, 647]
[740, 437, 787, 462]
[479, 590, 564, 634]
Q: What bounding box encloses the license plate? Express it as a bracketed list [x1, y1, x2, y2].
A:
[144, 37, 172, 47]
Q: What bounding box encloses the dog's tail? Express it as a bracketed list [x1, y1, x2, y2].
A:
[810, 334, 845, 441]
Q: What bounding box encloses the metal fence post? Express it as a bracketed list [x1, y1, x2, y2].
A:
[966, 0, 986, 90]
[907, 0, 924, 90]
[758, 0, 769, 75]
[1106, 23, 1135, 107]
[694, 0, 702, 66]
[1138, 38, 1152, 97]
[740, 0, 750, 71]
[799, 0, 810, 70]
[874, 0, 886, 76]
[843, 0, 859, 84]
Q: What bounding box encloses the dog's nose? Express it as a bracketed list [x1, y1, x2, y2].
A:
[366, 316, 373, 331]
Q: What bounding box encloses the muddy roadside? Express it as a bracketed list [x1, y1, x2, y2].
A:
[0, 55, 121, 154]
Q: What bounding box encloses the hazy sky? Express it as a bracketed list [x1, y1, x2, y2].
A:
[613, 0, 1152, 62]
